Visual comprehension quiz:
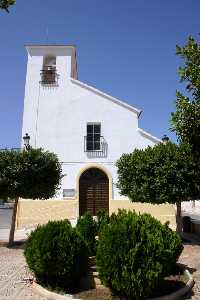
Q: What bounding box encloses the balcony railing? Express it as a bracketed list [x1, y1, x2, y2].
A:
[40, 66, 59, 86]
[84, 136, 108, 157]
[84, 136, 105, 152]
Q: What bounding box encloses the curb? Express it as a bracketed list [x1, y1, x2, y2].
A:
[148, 269, 194, 300]
[0, 241, 8, 247]
[33, 269, 194, 300]
[33, 282, 81, 300]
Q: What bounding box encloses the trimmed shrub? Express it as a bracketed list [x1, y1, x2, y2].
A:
[96, 209, 110, 234]
[96, 210, 183, 300]
[24, 219, 88, 292]
[76, 212, 97, 256]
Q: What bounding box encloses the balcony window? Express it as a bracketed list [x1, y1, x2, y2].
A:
[86, 123, 101, 151]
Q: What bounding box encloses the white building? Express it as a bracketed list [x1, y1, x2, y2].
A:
[18, 45, 175, 229]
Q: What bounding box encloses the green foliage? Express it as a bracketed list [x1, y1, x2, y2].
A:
[96, 209, 110, 234]
[76, 210, 110, 256]
[0, 150, 17, 199]
[0, 0, 15, 12]
[96, 210, 183, 300]
[76, 212, 97, 256]
[176, 36, 200, 97]
[24, 220, 88, 292]
[171, 35, 200, 155]
[116, 142, 200, 204]
[0, 148, 63, 200]
[171, 93, 200, 155]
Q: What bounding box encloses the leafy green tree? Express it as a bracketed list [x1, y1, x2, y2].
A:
[116, 142, 200, 233]
[171, 35, 200, 157]
[0, 0, 15, 12]
[0, 148, 63, 246]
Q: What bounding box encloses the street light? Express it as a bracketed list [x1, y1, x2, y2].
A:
[23, 133, 30, 150]
[162, 134, 169, 145]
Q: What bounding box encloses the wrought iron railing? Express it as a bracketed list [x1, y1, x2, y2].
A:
[84, 136, 107, 152]
[40, 66, 59, 86]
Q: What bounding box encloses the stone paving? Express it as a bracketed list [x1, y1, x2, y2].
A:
[0, 238, 200, 300]
[0, 246, 47, 300]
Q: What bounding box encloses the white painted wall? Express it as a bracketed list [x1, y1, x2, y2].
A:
[22, 46, 160, 200]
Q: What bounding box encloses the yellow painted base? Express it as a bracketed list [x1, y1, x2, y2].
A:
[16, 199, 78, 229]
[110, 200, 176, 229]
[16, 199, 176, 230]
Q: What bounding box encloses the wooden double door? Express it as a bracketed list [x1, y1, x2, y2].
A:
[79, 168, 109, 216]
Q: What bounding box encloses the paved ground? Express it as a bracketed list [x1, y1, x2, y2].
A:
[0, 246, 47, 300]
[0, 238, 200, 300]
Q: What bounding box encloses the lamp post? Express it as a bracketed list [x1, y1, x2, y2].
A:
[162, 134, 169, 145]
[23, 133, 30, 150]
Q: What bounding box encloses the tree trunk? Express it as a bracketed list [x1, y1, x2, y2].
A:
[8, 197, 19, 247]
[176, 201, 182, 235]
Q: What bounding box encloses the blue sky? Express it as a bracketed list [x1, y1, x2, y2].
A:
[0, 0, 200, 148]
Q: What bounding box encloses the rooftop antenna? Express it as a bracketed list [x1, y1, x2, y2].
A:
[46, 27, 49, 44]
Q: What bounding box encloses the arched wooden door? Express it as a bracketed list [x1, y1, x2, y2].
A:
[79, 168, 109, 216]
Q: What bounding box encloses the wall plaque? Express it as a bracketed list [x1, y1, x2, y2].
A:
[63, 189, 75, 198]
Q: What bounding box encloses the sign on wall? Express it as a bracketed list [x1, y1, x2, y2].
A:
[63, 189, 75, 198]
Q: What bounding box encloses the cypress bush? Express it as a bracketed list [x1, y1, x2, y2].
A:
[24, 220, 88, 292]
[96, 210, 183, 300]
[76, 210, 110, 256]
[76, 212, 97, 256]
[96, 209, 110, 234]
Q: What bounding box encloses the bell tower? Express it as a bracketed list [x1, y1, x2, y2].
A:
[22, 45, 77, 149]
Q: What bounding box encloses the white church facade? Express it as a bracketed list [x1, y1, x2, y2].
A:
[16, 45, 175, 229]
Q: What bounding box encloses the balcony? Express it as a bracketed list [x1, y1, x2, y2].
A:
[84, 136, 108, 158]
[40, 66, 59, 86]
